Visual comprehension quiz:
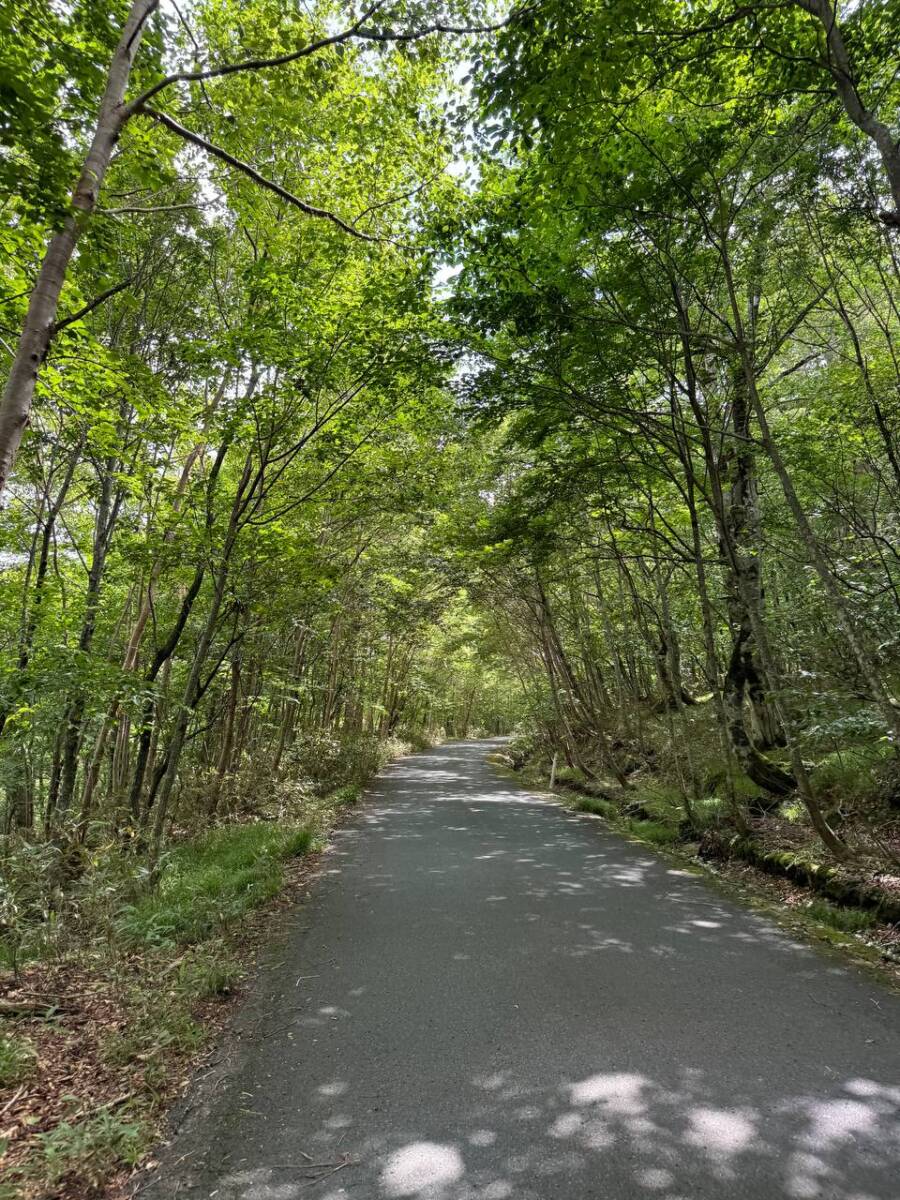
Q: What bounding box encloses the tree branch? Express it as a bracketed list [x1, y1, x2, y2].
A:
[51, 276, 134, 334]
[100, 201, 204, 215]
[123, 3, 385, 114]
[142, 108, 381, 241]
[124, 2, 519, 116]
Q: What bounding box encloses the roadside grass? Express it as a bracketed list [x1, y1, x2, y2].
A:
[627, 818, 680, 845]
[571, 795, 618, 819]
[2, 819, 322, 1197]
[331, 783, 363, 807]
[114, 822, 318, 949]
[804, 898, 878, 933]
[569, 792, 681, 844]
[553, 765, 586, 786]
[175, 945, 242, 999]
[632, 783, 685, 823]
[37, 1108, 151, 1192]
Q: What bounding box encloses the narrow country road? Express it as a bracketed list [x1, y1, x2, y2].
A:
[143, 740, 900, 1200]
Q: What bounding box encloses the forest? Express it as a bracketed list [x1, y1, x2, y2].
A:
[1, 0, 899, 1195]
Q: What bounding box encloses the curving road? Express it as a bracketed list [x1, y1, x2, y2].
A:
[142, 739, 900, 1200]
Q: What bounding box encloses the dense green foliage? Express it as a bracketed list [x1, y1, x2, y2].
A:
[447, 0, 900, 863]
[0, 0, 895, 890]
[0, 0, 897, 941]
[0, 3, 524, 879]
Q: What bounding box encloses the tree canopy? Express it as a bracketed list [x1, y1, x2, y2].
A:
[0, 0, 898, 859]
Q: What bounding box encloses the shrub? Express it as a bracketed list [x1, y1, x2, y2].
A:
[812, 742, 893, 803]
[397, 727, 443, 752]
[801, 710, 887, 750]
[630, 783, 684, 823]
[691, 795, 728, 828]
[287, 731, 407, 792]
[0, 837, 65, 970]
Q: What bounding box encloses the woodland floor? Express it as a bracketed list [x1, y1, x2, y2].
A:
[132, 739, 900, 1200]
[0, 843, 332, 1200]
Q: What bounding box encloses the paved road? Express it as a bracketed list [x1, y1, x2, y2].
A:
[144, 740, 900, 1200]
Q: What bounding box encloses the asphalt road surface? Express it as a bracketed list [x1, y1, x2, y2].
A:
[142, 739, 900, 1200]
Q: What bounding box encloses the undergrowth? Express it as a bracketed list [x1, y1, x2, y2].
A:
[114, 823, 318, 949]
[572, 795, 618, 819]
[0, 1032, 35, 1088]
[804, 898, 877, 933]
[628, 819, 681, 845]
[37, 1108, 151, 1190]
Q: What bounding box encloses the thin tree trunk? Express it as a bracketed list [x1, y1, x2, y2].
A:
[795, 0, 900, 226]
[0, 0, 159, 495]
[208, 654, 241, 816]
[79, 418, 218, 823]
[54, 457, 123, 822]
[751, 388, 900, 739]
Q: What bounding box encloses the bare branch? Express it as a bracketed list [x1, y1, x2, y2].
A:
[100, 202, 205, 215]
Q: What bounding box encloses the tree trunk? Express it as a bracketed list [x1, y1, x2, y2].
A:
[54, 458, 122, 821]
[79, 424, 216, 823]
[0, 0, 159, 495]
[749, 375, 900, 742]
[794, 0, 900, 226]
[148, 564, 231, 867]
[209, 653, 241, 816]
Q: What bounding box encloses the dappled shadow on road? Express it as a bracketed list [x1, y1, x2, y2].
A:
[145, 741, 900, 1200]
[213, 1065, 900, 1200]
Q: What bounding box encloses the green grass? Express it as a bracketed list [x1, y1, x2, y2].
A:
[554, 765, 587, 786]
[36, 1109, 151, 1189]
[804, 898, 877, 933]
[704, 761, 766, 802]
[329, 784, 363, 807]
[630, 783, 685, 822]
[781, 800, 806, 823]
[569, 792, 682, 844]
[175, 945, 241, 999]
[572, 795, 618, 819]
[0, 1032, 36, 1087]
[692, 795, 728, 826]
[102, 1001, 206, 1069]
[628, 819, 681, 845]
[114, 822, 315, 949]
[280, 824, 316, 856]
